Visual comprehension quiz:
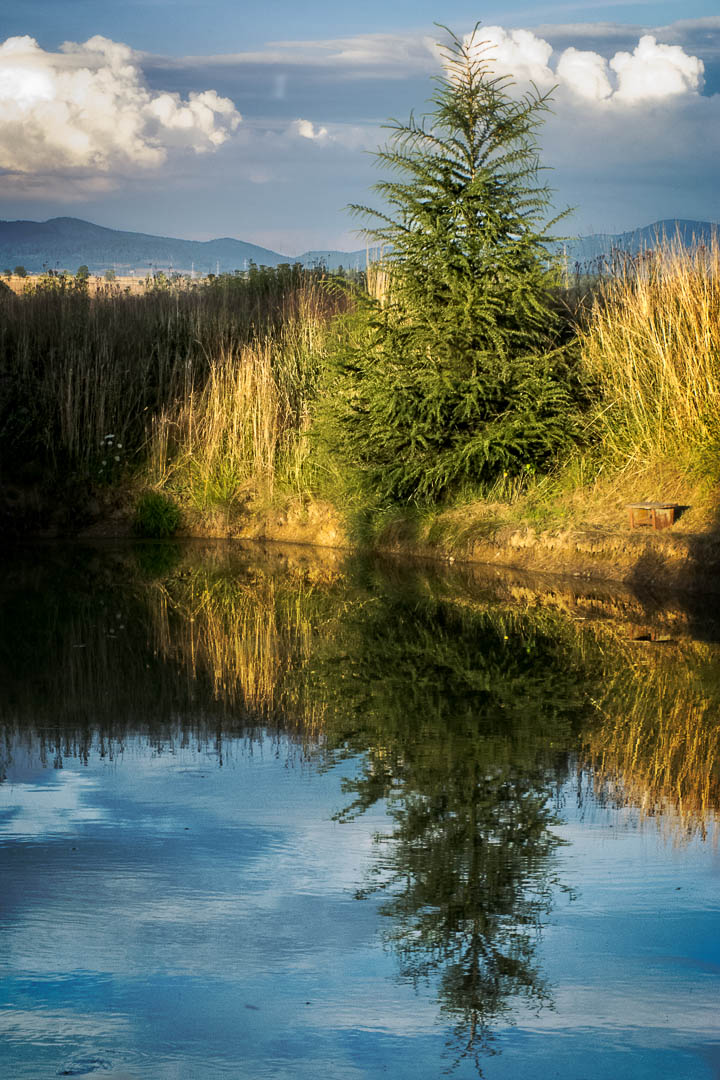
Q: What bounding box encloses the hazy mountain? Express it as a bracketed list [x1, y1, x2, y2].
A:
[295, 249, 369, 270]
[0, 217, 368, 275]
[557, 219, 719, 266]
[0, 216, 716, 276]
[0, 217, 288, 274]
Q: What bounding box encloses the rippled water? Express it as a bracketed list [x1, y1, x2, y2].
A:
[1, 542, 719, 1078]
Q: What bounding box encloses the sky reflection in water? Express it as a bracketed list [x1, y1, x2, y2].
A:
[0, 543, 719, 1079]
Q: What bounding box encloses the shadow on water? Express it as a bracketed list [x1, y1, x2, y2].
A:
[618, 500, 720, 845]
[625, 490, 720, 644]
[684, 491, 720, 639]
[2, 540, 720, 1073]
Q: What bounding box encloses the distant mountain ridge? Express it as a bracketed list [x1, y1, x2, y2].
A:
[0, 217, 368, 275]
[556, 219, 719, 265]
[0, 216, 717, 276]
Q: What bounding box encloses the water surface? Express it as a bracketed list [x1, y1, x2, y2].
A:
[1, 542, 719, 1078]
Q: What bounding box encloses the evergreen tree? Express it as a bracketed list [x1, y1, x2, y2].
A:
[331, 26, 580, 503]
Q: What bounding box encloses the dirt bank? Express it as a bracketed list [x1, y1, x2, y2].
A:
[187, 497, 720, 597]
[5, 480, 719, 597]
[375, 520, 720, 595]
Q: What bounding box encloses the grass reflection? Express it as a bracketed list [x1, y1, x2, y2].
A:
[2, 544, 720, 1072]
[585, 635, 720, 840]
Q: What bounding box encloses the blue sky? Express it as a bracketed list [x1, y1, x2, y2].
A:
[7, 1, 720, 54]
[1, 1, 718, 253]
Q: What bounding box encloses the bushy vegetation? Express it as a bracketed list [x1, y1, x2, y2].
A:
[322, 27, 583, 504]
[0, 264, 347, 508]
[133, 491, 181, 538]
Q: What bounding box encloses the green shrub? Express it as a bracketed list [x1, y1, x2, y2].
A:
[133, 492, 181, 538]
[327, 26, 582, 504]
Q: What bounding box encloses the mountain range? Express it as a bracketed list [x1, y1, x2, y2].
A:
[0, 217, 367, 275]
[0, 216, 717, 276]
[556, 219, 719, 265]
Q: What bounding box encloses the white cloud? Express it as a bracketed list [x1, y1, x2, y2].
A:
[654, 16, 720, 59]
[461, 25, 706, 109]
[290, 117, 330, 142]
[0, 34, 241, 178]
[284, 118, 379, 153]
[610, 35, 704, 102]
[1, 19, 717, 242]
[209, 32, 439, 75]
[466, 26, 554, 87]
[555, 47, 612, 101]
[446, 23, 718, 233]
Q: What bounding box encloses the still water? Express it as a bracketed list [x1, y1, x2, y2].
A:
[1, 541, 719, 1079]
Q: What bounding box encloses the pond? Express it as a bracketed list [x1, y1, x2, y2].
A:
[1, 541, 719, 1079]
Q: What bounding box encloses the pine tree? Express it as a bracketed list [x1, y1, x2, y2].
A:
[331, 25, 580, 503]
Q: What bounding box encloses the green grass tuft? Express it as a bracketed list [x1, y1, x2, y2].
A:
[134, 492, 181, 538]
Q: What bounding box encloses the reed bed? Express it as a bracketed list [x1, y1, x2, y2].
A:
[0, 267, 345, 501]
[146, 293, 336, 504]
[365, 259, 391, 306]
[580, 239, 720, 469]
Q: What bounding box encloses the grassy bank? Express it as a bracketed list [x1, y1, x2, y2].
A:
[1, 243, 719, 588]
[357, 240, 720, 580]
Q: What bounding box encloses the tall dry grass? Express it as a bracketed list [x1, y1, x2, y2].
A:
[580, 239, 720, 468]
[145, 281, 338, 504]
[366, 259, 391, 306]
[0, 267, 346, 497]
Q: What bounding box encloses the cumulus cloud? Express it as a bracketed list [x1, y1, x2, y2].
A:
[0, 34, 241, 178]
[290, 118, 330, 142]
[610, 36, 704, 102]
[555, 47, 612, 101]
[447, 23, 718, 233]
[465, 27, 554, 87]
[1, 19, 717, 245]
[462, 26, 705, 106]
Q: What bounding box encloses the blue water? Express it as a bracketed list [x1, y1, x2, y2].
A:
[1, 544, 719, 1078]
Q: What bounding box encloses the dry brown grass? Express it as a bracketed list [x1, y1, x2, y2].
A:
[580, 239, 720, 469]
[144, 288, 336, 507]
[3, 273, 162, 296]
[148, 342, 286, 504]
[0, 265, 345, 494]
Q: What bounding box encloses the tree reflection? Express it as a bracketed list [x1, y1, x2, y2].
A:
[362, 772, 558, 1070]
[310, 582, 590, 1071]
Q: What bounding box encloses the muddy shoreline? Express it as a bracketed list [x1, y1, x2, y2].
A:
[4, 483, 720, 601]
